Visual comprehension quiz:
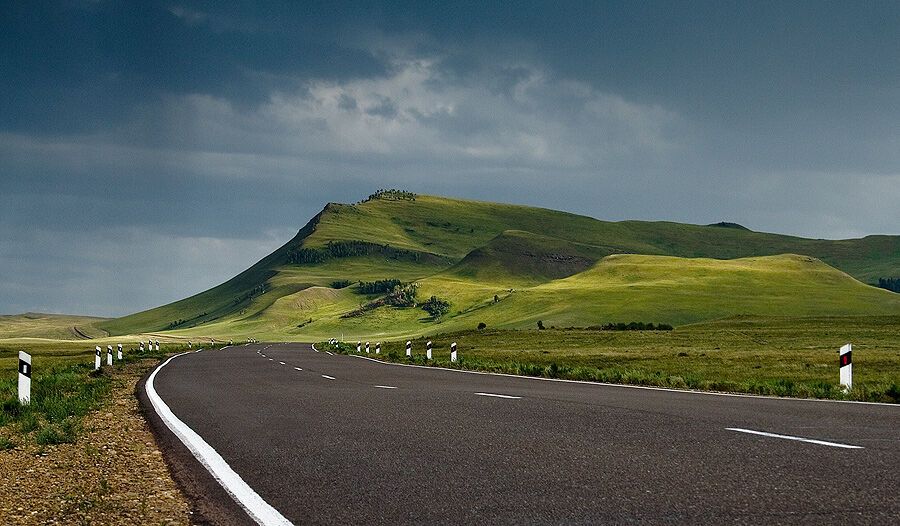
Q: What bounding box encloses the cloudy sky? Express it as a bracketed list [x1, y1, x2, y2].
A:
[2, 1, 898, 317]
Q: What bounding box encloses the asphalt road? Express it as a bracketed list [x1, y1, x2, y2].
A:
[145, 343, 900, 525]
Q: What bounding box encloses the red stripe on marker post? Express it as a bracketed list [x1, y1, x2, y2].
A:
[839, 343, 852, 390]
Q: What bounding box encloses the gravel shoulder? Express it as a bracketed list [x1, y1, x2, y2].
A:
[0, 359, 195, 525]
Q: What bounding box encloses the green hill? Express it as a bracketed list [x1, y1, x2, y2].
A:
[0, 313, 110, 340]
[96, 192, 900, 338]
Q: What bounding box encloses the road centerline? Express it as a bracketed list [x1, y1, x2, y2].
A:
[373, 385, 398, 389]
[321, 375, 336, 380]
[726, 427, 864, 449]
[474, 392, 521, 400]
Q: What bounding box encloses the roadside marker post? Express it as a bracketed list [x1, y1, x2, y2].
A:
[117, 343, 123, 361]
[18, 351, 31, 405]
[107, 345, 113, 366]
[357, 341, 361, 353]
[376, 342, 381, 354]
[426, 340, 433, 360]
[366, 341, 370, 354]
[155, 340, 160, 351]
[406, 340, 412, 357]
[139, 341, 144, 352]
[188, 341, 192, 349]
[95, 346, 102, 370]
[450, 342, 458, 363]
[840, 343, 852, 390]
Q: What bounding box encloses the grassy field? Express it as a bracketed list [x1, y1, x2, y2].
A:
[323, 315, 900, 402]
[0, 313, 109, 340]
[0, 343, 198, 448]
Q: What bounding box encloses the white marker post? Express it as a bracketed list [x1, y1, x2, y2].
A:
[366, 341, 370, 354]
[18, 351, 32, 405]
[406, 340, 412, 357]
[188, 341, 192, 349]
[107, 345, 113, 366]
[117, 343, 123, 361]
[139, 341, 145, 352]
[95, 346, 102, 370]
[357, 341, 361, 353]
[376, 342, 381, 354]
[426, 340, 432, 360]
[450, 342, 458, 363]
[839, 343, 852, 390]
[155, 340, 160, 351]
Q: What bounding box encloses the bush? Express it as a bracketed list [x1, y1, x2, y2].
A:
[537, 320, 545, 330]
[421, 296, 451, 318]
[330, 280, 351, 289]
[477, 322, 487, 330]
[358, 279, 403, 295]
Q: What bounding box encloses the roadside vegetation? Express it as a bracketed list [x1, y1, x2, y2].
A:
[0, 344, 194, 448]
[321, 315, 900, 403]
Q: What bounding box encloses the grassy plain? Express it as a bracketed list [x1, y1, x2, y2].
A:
[324, 315, 900, 402]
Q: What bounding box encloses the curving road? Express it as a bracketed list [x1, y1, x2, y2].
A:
[142, 343, 900, 525]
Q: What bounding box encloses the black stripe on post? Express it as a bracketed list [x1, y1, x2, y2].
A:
[19, 359, 31, 378]
[840, 352, 852, 367]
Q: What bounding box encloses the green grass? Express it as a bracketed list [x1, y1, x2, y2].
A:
[320, 315, 900, 402]
[0, 344, 200, 446]
[0, 313, 109, 340]
[94, 193, 900, 339]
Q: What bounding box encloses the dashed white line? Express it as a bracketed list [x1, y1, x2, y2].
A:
[268, 358, 273, 361]
[726, 428, 864, 449]
[321, 375, 336, 380]
[474, 392, 521, 399]
[279, 361, 286, 365]
[374, 385, 398, 389]
[294, 367, 303, 371]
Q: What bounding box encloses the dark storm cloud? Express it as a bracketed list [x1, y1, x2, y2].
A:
[1, 0, 898, 316]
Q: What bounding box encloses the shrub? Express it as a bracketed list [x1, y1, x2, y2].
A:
[421, 296, 451, 318]
[358, 279, 403, 295]
[537, 320, 545, 330]
[477, 322, 487, 330]
[330, 280, 351, 289]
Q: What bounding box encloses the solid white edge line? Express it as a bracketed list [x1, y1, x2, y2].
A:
[726, 428, 864, 449]
[321, 375, 335, 380]
[474, 392, 521, 399]
[346, 354, 896, 406]
[146, 352, 293, 526]
[326, 351, 334, 356]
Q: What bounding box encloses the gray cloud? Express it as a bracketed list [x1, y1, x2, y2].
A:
[1, 1, 898, 316]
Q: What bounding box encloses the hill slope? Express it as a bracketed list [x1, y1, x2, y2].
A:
[97, 193, 900, 338]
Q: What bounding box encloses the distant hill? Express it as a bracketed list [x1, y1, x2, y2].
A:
[96, 193, 900, 338]
[0, 313, 110, 340]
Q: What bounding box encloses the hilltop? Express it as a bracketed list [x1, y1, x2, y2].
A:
[95, 192, 900, 339]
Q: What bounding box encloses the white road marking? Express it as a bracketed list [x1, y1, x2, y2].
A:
[279, 361, 286, 365]
[326, 351, 334, 356]
[374, 385, 398, 389]
[474, 392, 521, 399]
[294, 367, 303, 371]
[321, 375, 336, 380]
[146, 352, 293, 526]
[726, 428, 864, 449]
